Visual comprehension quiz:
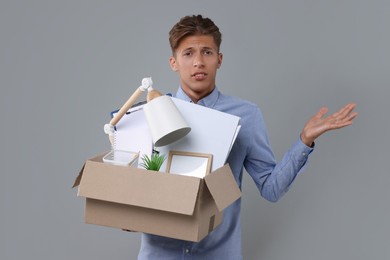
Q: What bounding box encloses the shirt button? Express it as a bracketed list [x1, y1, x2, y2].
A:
[185, 249, 190, 254]
[302, 152, 306, 156]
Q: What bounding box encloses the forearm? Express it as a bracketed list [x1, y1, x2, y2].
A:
[260, 138, 313, 202]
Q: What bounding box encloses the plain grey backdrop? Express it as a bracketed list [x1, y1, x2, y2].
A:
[1, 1, 388, 259]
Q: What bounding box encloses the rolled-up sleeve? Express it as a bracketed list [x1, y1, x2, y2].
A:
[244, 107, 314, 202]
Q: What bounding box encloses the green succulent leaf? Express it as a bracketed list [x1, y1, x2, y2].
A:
[140, 153, 166, 171]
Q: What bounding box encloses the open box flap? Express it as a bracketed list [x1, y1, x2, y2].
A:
[72, 163, 85, 188]
[204, 164, 241, 211]
[77, 154, 201, 216]
[73, 152, 107, 188]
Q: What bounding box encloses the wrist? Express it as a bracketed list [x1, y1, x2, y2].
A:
[300, 132, 314, 148]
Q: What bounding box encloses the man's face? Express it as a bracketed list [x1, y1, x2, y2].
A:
[169, 35, 223, 102]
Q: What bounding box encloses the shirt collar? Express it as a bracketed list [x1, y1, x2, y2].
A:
[175, 86, 220, 108]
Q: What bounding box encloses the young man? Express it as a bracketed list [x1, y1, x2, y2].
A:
[137, 15, 357, 260]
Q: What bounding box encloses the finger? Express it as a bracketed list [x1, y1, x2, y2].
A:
[331, 111, 358, 129]
[335, 103, 357, 119]
[326, 104, 354, 124]
[342, 111, 358, 124]
[334, 120, 354, 129]
[314, 106, 329, 119]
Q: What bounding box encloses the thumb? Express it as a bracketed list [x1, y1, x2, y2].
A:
[315, 106, 329, 119]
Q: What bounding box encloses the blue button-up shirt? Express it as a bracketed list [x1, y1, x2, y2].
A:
[138, 87, 313, 260]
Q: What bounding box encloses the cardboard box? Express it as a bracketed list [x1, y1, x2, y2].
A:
[73, 153, 241, 242]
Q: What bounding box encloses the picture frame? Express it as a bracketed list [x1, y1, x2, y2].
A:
[166, 151, 213, 178]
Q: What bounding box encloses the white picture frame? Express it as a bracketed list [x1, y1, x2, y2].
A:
[166, 151, 213, 178]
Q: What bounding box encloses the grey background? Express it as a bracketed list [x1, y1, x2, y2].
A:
[1, 1, 388, 259]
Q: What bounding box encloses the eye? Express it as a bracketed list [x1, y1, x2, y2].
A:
[203, 50, 213, 55]
[183, 51, 192, 57]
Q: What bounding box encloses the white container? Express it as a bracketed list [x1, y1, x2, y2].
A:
[103, 150, 139, 166]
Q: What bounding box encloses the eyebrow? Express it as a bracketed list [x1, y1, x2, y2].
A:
[181, 46, 215, 53]
[181, 47, 194, 53]
[201, 47, 214, 51]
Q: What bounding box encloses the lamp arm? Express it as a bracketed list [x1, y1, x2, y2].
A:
[104, 77, 153, 139]
[109, 87, 144, 126]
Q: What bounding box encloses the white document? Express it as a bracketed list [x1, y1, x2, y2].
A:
[112, 104, 153, 168]
[157, 97, 241, 172]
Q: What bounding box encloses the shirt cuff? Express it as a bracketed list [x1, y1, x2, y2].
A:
[293, 137, 314, 169]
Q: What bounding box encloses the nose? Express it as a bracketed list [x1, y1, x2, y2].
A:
[193, 54, 204, 68]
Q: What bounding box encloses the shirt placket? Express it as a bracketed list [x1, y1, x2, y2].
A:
[182, 241, 194, 259]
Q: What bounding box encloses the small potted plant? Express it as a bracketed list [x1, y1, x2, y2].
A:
[140, 152, 165, 171]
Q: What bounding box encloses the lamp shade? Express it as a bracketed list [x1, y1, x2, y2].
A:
[143, 95, 191, 147]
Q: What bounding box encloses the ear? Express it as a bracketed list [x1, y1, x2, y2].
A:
[217, 52, 223, 69]
[169, 56, 178, 71]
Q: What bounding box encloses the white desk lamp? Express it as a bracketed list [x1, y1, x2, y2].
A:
[104, 77, 191, 147]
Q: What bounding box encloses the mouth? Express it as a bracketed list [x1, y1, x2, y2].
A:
[192, 72, 207, 80]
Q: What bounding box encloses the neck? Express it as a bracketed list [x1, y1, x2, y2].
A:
[181, 86, 215, 104]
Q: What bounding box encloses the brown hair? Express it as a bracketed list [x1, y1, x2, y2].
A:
[169, 15, 222, 54]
